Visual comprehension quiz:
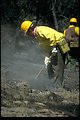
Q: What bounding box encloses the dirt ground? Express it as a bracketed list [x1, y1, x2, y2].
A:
[1, 24, 79, 117]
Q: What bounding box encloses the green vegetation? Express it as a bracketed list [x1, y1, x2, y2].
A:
[1, 0, 79, 31]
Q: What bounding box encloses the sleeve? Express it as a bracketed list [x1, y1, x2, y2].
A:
[50, 34, 56, 46]
[63, 30, 66, 36]
[75, 27, 79, 36]
[50, 40, 56, 46]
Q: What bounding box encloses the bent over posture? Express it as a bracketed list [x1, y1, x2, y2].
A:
[20, 20, 70, 89]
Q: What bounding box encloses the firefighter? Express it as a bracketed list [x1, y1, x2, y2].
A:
[20, 20, 70, 89]
[64, 18, 79, 63]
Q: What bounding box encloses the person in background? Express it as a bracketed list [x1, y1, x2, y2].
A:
[20, 20, 70, 89]
[64, 18, 79, 64]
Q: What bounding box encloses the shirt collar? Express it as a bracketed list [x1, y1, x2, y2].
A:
[69, 25, 75, 28]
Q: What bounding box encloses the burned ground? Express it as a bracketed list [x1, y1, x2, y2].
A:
[1, 24, 79, 117]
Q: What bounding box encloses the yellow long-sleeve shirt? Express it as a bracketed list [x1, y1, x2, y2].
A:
[34, 26, 64, 47]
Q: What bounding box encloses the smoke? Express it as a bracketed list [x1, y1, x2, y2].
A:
[1, 24, 44, 62]
[1, 24, 51, 90]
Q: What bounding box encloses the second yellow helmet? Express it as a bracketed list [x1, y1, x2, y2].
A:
[70, 18, 77, 23]
[21, 20, 32, 32]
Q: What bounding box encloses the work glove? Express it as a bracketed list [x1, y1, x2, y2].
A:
[52, 47, 57, 53]
[44, 56, 51, 68]
[51, 47, 58, 65]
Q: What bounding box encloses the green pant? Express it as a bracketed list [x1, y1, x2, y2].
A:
[56, 47, 66, 87]
[47, 47, 66, 88]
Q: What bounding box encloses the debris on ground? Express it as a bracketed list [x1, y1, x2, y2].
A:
[1, 68, 79, 117]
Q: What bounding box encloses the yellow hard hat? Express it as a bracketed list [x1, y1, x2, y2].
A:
[21, 20, 32, 32]
[70, 18, 77, 23]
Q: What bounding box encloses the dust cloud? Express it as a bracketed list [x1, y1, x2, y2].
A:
[1, 24, 51, 90]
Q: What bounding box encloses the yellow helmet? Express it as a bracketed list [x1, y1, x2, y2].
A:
[70, 18, 77, 23]
[21, 20, 32, 32]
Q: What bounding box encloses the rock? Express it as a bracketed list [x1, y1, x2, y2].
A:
[35, 102, 46, 106]
[23, 101, 29, 106]
[13, 101, 22, 106]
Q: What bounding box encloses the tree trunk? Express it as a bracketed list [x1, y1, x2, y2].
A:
[51, 0, 59, 30]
